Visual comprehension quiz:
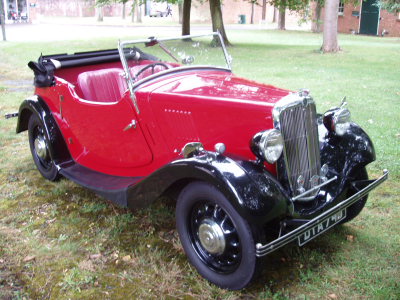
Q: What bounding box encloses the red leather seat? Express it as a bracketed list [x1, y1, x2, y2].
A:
[130, 63, 172, 82]
[77, 68, 127, 103]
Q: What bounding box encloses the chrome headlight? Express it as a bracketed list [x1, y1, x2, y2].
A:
[250, 129, 283, 164]
[332, 108, 351, 136]
[323, 108, 351, 137]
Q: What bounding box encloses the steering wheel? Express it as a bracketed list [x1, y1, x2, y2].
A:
[132, 63, 169, 81]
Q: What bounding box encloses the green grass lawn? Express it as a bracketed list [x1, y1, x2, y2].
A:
[0, 29, 399, 299]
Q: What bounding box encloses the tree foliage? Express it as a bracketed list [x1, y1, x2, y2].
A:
[375, 0, 400, 14]
[266, 0, 309, 30]
[267, 0, 309, 13]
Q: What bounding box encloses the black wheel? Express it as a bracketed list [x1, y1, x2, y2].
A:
[28, 114, 59, 181]
[132, 63, 169, 82]
[340, 167, 369, 224]
[176, 181, 265, 290]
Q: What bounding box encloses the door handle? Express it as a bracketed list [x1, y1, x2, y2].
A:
[123, 120, 136, 131]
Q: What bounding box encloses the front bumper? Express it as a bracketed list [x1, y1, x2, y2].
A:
[256, 169, 389, 257]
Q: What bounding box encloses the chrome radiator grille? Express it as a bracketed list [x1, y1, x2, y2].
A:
[279, 102, 321, 196]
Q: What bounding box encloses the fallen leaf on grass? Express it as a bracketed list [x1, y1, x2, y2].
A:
[396, 134, 400, 137]
[0, 258, 4, 263]
[89, 253, 102, 259]
[46, 218, 56, 224]
[281, 258, 286, 263]
[346, 235, 354, 242]
[328, 294, 338, 299]
[122, 255, 131, 262]
[0, 227, 7, 230]
[23, 255, 36, 262]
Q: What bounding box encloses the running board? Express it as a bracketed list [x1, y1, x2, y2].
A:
[59, 163, 142, 207]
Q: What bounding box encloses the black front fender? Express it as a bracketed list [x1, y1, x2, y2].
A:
[16, 95, 72, 167]
[319, 120, 375, 180]
[127, 153, 293, 225]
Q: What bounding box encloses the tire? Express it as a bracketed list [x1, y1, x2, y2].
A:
[176, 181, 265, 290]
[340, 167, 369, 224]
[28, 114, 59, 181]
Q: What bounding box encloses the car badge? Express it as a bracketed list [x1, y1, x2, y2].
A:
[297, 175, 306, 194]
[310, 175, 319, 189]
[320, 164, 329, 182]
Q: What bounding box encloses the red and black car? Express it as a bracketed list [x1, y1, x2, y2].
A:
[12, 32, 388, 290]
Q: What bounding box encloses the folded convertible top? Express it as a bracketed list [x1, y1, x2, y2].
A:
[28, 47, 159, 87]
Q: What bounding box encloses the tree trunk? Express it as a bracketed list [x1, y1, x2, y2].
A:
[273, 7, 278, 23]
[95, 0, 103, 22]
[182, 0, 191, 35]
[132, 2, 135, 22]
[313, 0, 322, 33]
[321, 0, 341, 52]
[178, 0, 183, 24]
[251, 3, 255, 24]
[137, 2, 142, 23]
[122, 2, 126, 19]
[262, 0, 267, 20]
[209, 0, 231, 46]
[0, 0, 6, 41]
[278, 7, 285, 30]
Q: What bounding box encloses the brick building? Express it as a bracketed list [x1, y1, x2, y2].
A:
[2, 0, 302, 25]
[170, 1, 302, 24]
[312, 0, 400, 37]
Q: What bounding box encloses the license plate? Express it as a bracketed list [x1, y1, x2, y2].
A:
[298, 209, 346, 246]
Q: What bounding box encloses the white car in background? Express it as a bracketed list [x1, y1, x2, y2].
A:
[149, 2, 169, 17]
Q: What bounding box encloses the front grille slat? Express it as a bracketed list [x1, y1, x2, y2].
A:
[279, 102, 320, 197]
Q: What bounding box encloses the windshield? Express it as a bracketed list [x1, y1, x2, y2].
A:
[119, 33, 230, 81]
[118, 32, 231, 113]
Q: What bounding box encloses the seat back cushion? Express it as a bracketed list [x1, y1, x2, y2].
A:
[77, 68, 127, 103]
[129, 63, 173, 82]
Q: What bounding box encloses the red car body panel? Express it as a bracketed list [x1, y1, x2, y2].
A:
[35, 64, 291, 177]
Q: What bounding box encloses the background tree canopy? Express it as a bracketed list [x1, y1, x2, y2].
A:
[375, 0, 400, 14]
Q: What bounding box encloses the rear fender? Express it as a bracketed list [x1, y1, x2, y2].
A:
[16, 95, 72, 167]
[127, 153, 293, 225]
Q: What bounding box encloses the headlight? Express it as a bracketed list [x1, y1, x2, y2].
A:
[332, 108, 351, 136]
[323, 108, 351, 137]
[250, 129, 283, 164]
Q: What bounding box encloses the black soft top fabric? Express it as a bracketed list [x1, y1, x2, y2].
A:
[28, 47, 160, 88]
[27, 54, 56, 88]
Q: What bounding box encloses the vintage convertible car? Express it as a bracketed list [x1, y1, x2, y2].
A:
[12, 32, 388, 290]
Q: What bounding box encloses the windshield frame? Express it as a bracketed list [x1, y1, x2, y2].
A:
[117, 32, 231, 114]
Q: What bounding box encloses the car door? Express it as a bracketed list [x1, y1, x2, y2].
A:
[57, 85, 153, 176]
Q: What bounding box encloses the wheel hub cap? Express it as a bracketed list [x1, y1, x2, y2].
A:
[34, 136, 48, 160]
[198, 219, 225, 255]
